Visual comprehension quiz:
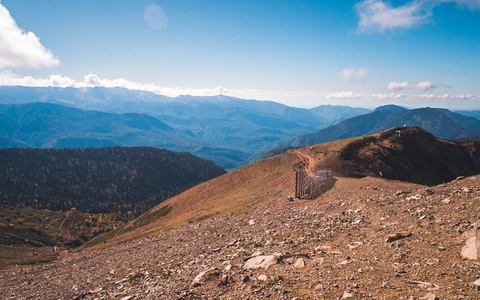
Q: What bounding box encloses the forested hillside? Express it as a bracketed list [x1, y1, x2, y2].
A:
[0, 88, 371, 169]
[0, 147, 225, 218]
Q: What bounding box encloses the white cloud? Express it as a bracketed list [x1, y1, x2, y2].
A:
[338, 68, 369, 81]
[355, 0, 431, 33]
[355, 0, 480, 33]
[84, 74, 102, 87]
[440, 0, 480, 10]
[0, 72, 477, 109]
[386, 81, 412, 91]
[326, 90, 476, 101]
[0, 71, 228, 97]
[0, 2, 60, 70]
[326, 91, 405, 100]
[416, 80, 434, 91]
[386, 80, 451, 91]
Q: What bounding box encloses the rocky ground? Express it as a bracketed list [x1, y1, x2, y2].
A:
[2, 176, 480, 299]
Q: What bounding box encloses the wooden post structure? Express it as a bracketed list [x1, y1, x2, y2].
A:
[295, 166, 332, 199]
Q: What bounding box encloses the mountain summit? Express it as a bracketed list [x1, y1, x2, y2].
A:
[260, 106, 480, 158]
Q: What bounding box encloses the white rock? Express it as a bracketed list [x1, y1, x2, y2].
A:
[315, 245, 332, 252]
[257, 274, 267, 281]
[406, 194, 421, 201]
[243, 255, 277, 270]
[249, 219, 255, 225]
[407, 280, 440, 290]
[191, 268, 215, 286]
[420, 292, 437, 300]
[293, 258, 305, 268]
[461, 236, 480, 260]
[470, 278, 480, 286]
[192, 271, 207, 286]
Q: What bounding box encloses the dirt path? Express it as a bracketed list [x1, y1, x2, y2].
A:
[293, 149, 317, 177]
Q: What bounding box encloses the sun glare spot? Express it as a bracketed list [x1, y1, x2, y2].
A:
[144, 4, 168, 31]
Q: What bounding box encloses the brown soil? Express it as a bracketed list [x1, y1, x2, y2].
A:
[2, 175, 480, 299]
[85, 127, 480, 250]
[3, 127, 480, 299]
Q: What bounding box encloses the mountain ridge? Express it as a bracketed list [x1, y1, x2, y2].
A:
[0, 87, 371, 168]
[261, 106, 480, 158]
[97, 127, 480, 247]
[0, 102, 248, 169]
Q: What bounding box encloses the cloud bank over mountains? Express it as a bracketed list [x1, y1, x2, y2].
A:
[0, 71, 227, 98]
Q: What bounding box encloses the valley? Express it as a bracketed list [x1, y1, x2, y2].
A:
[0, 87, 363, 169]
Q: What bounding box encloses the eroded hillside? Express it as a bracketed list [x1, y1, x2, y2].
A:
[3, 175, 480, 299]
[3, 127, 480, 299]
[97, 127, 480, 249]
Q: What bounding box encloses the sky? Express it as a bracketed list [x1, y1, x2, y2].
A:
[1, 0, 480, 109]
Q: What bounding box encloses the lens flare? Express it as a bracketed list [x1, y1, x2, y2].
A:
[144, 4, 168, 31]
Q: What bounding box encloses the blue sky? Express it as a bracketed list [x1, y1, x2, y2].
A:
[1, 0, 480, 109]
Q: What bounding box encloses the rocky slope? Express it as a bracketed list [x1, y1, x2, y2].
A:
[3, 127, 480, 299]
[84, 127, 480, 250]
[2, 175, 480, 299]
[316, 126, 480, 185]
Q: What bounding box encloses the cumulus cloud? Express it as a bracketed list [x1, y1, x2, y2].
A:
[355, 0, 431, 33]
[0, 2, 60, 69]
[386, 80, 452, 91]
[338, 68, 369, 81]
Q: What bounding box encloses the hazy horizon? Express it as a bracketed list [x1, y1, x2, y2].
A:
[1, 0, 480, 109]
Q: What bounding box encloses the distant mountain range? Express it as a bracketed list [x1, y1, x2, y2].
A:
[261, 104, 480, 158]
[0, 86, 369, 169]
